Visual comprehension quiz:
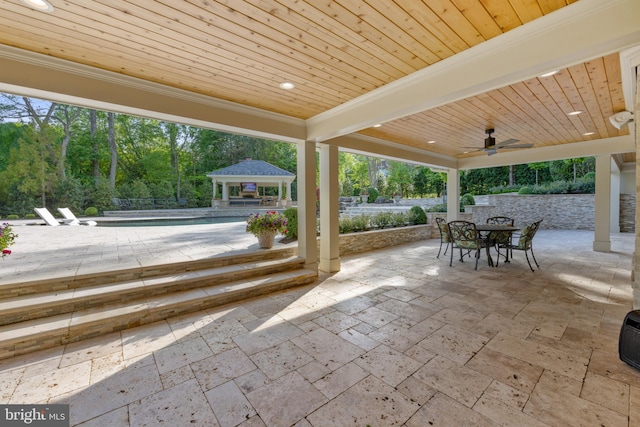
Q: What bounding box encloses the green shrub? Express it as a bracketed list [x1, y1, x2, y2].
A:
[518, 186, 533, 194]
[366, 187, 379, 203]
[7, 214, 19, 220]
[427, 203, 447, 212]
[391, 212, 407, 227]
[460, 193, 475, 206]
[84, 207, 99, 216]
[408, 206, 427, 224]
[339, 216, 355, 234]
[351, 214, 371, 231]
[24, 214, 36, 219]
[371, 211, 393, 229]
[283, 207, 298, 239]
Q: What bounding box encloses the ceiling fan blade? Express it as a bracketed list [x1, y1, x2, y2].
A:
[493, 138, 520, 148]
[497, 143, 533, 150]
[486, 149, 498, 156]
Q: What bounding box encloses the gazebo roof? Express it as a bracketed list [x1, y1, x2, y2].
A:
[206, 159, 295, 178]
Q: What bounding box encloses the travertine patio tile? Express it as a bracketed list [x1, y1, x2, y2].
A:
[337, 328, 380, 351]
[60, 332, 122, 368]
[234, 369, 269, 394]
[313, 361, 368, 399]
[153, 335, 212, 374]
[412, 355, 492, 408]
[474, 312, 535, 339]
[238, 416, 267, 427]
[395, 375, 436, 405]
[312, 310, 360, 333]
[160, 364, 195, 389]
[0, 367, 24, 402]
[121, 321, 177, 360]
[246, 371, 326, 427]
[296, 360, 331, 383]
[306, 375, 419, 426]
[381, 288, 420, 302]
[206, 380, 256, 427]
[405, 392, 494, 427]
[486, 333, 589, 381]
[129, 379, 218, 427]
[11, 359, 91, 403]
[416, 323, 488, 364]
[191, 347, 256, 391]
[233, 317, 304, 355]
[354, 344, 423, 387]
[630, 385, 640, 427]
[74, 406, 129, 427]
[367, 322, 423, 352]
[473, 387, 550, 427]
[525, 375, 627, 427]
[581, 371, 629, 415]
[250, 340, 313, 380]
[376, 298, 433, 322]
[291, 327, 364, 371]
[352, 306, 398, 328]
[589, 348, 640, 388]
[465, 347, 543, 394]
[428, 307, 487, 331]
[68, 362, 162, 425]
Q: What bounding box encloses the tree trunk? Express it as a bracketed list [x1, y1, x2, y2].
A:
[90, 109, 100, 181]
[509, 165, 515, 186]
[108, 112, 117, 190]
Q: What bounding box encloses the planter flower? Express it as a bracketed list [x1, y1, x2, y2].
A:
[246, 211, 287, 249]
[0, 222, 17, 259]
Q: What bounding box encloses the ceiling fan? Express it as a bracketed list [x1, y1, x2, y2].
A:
[468, 129, 533, 156]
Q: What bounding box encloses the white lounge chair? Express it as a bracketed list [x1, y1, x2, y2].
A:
[57, 207, 97, 226]
[34, 207, 79, 226]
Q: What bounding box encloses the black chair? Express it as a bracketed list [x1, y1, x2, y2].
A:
[447, 220, 489, 270]
[502, 219, 543, 271]
[435, 217, 451, 258]
[487, 216, 515, 262]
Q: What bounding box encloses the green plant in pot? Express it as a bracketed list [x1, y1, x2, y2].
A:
[246, 211, 288, 249]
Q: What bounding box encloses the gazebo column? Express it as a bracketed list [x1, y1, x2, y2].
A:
[319, 144, 340, 272]
[222, 181, 229, 201]
[286, 181, 292, 206]
[297, 140, 318, 271]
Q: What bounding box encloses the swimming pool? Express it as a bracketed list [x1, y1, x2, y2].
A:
[96, 217, 245, 227]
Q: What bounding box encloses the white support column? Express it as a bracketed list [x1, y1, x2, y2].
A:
[286, 181, 292, 201]
[222, 181, 229, 201]
[446, 168, 460, 222]
[212, 179, 217, 199]
[319, 145, 340, 272]
[297, 141, 318, 271]
[611, 158, 621, 233]
[278, 180, 282, 200]
[593, 154, 612, 252]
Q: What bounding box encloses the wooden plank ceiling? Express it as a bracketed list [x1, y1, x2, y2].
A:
[0, 0, 633, 162]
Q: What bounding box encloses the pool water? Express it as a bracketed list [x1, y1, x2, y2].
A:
[96, 217, 245, 227]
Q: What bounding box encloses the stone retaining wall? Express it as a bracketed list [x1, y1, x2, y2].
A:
[322, 224, 432, 256]
[621, 194, 636, 232]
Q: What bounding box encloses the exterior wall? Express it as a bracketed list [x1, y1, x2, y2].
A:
[621, 194, 636, 232]
[320, 224, 432, 256]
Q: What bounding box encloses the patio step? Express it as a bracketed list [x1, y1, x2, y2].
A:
[0, 250, 317, 360]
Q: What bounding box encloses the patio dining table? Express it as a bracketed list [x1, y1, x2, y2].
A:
[475, 223, 520, 267]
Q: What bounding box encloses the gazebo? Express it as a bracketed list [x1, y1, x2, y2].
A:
[206, 159, 296, 208]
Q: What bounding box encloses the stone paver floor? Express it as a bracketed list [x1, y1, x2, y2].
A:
[1, 224, 639, 426]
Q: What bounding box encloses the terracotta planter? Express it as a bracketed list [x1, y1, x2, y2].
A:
[257, 232, 276, 249]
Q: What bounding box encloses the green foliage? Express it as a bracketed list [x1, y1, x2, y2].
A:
[245, 211, 288, 236]
[371, 211, 393, 228]
[7, 214, 19, 220]
[408, 206, 427, 224]
[91, 177, 116, 212]
[24, 214, 36, 219]
[0, 222, 17, 256]
[426, 203, 447, 212]
[338, 216, 355, 234]
[282, 207, 298, 239]
[518, 186, 533, 194]
[366, 187, 379, 203]
[391, 212, 408, 227]
[84, 207, 98, 216]
[351, 214, 371, 231]
[460, 193, 475, 206]
[53, 176, 87, 212]
[488, 184, 521, 194]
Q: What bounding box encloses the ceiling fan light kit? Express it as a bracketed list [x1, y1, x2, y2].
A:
[609, 111, 634, 129]
[467, 128, 534, 156]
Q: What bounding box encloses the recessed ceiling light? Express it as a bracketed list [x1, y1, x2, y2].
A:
[568, 110, 583, 116]
[583, 132, 595, 136]
[20, 0, 54, 12]
[539, 70, 559, 78]
[373, 124, 382, 128]
[279, 82, 295, 90]
[427, 140, 436, 144]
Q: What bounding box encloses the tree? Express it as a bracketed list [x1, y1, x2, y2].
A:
[528, 162, 548, 186]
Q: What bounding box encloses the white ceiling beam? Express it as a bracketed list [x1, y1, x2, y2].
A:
[306, 0, 640, 143]
[457, 135, 635, 170]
